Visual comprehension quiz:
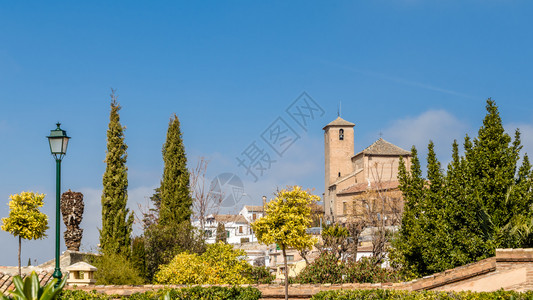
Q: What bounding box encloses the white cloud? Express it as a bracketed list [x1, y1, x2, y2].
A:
[383, 110, 467, 149]
[381, 110, 469, 171]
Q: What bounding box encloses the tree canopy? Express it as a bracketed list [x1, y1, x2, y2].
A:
[159, 114, 192, 226]
[100, 93, 134, 257]
[2, 191, 48, 275]
[392, 99, 533, 277]
[252, 186, 319, 300]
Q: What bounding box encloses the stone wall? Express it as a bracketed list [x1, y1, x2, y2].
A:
[64, 249, 533, 298]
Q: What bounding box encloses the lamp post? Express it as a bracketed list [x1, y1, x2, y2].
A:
[47, 123, 70, 282]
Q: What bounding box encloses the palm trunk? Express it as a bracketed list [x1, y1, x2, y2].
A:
[282, 246, 288, 300]
[18, 236, 21, 276]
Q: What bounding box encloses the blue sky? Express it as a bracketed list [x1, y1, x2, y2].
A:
[1, 1, 532, 266]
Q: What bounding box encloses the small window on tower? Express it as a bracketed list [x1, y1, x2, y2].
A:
[339, 129, 344, 140]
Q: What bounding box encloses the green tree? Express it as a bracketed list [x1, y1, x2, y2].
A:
[216, 222, 227, 243]
[93, 252, 144, 285]
[131, 236, 147, 281]
[159, 114, 192, 226]
[143, 222, 205, 282]
[252, 186, 319, 300]
[1, 192, 48, 275]
[390, 147, 426, 278]
[392, 99, 533, 277]
[99, 91, 134, 257]
[320, 223, 349, 260]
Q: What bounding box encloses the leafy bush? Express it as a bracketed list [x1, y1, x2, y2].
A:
[58, 286, 261, 300]
[129, 286, 261, 300]
[311, 289, 533, 300]
[243, 266, 275, 284]
[58, 290, 111, 299]
[144, 221, 206, 282]
[295, 253, 401, 284]
[155, 242, 252, 285]
[344, 257, 401, 283]
[92, 252, 144, 285]
[295, 252, 344, 284]
[1, 271, 66, 300]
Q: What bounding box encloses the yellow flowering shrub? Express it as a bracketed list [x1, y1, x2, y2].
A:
[154, 242, 252, 285]
[1, 192, 48, 240]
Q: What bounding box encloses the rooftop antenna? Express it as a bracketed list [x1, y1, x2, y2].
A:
[337, 101, 341, 117]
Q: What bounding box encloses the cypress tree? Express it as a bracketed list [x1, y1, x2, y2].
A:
[421, 141, 450, 273]
[100, 92, 133, 256]
[159, 114, 193, 225]
[392, 146, 426, 277]
[216, 222, 227, 243]
[468, 99, 520, 229]
[443, 140, 474, 268]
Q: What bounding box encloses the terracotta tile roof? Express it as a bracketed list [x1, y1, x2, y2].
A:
[338, 181, 400, 195]
[244, 205, 264, 213]
[214, 214, 248, 224]
[323, 116, 355, 129]
[1, 271, 54, 296]
[354, 138, 410, 156]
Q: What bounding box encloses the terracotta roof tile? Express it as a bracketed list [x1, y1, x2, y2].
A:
[323, 117, 355, 129]
[244, 205, 264, 212]
[214, 214, 248, 224]
[338, 181, 400, 195]
[1, 271, 54, 296]
[355, 138, 410, 156]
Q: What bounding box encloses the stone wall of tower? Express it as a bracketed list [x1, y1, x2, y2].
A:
[324, 125, 354, 220]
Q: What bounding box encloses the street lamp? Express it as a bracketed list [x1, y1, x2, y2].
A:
[47, 123, 70, 281]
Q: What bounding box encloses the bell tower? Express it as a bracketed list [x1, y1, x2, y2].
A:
[323, 116, 355, 221]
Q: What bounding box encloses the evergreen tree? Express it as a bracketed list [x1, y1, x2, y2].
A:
[420, 141, 451, 273]
[391, 147, 426, 277]
[468, 99, 520, 229]
[100, 92, 133, 256]
[159, 114, 192, 225]
[392, 99, 532, 276]
[442, 140, 475, 268]
[216, 222, 227, 243]
[131, 236, 147, 282]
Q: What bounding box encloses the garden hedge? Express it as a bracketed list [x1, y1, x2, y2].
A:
[311, 289, 533, 300]
[58, 286, 261, 300]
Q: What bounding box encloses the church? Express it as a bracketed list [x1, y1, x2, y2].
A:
[323, 116, 412, 224]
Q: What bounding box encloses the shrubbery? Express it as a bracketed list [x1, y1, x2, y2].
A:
[311, 289, 533, 300]
[92, 252, 144, 285]
[59, 286, 262, 300]
[155, 242, 252, 285]
[244, 266, 275, 284]
[295, 253, 401, 284]
[129, 286, 261, 300]
[59, 290, 111, 300]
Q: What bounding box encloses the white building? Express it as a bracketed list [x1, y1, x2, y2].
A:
[239, 205, 264, 223]
[196, 214, 253, 244]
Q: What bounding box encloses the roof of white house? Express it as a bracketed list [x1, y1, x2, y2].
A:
[214, 214, 248, 224]
[243, 205, 264, 213]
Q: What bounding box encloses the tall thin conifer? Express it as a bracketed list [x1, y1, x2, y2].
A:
[100, 91, 133, 256]
[159, 114, 192, 225]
